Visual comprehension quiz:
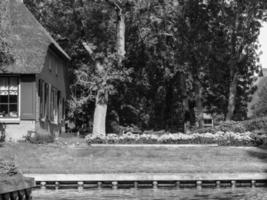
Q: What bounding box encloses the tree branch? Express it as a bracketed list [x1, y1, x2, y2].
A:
[105, 0, 122, 14]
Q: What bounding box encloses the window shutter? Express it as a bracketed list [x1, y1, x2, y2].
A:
[20, 76, 36, 120]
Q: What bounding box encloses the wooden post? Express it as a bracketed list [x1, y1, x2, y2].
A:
[153, 181, 158, 189]
[18, 190, 26, 200]
[196, 181, 202, 190]
[216, 181, 221, 188]
[97, 182, 102, 189]
[176, 181, 180, 188]
[78, 181, 84, 191]
[55, 181, 59, 190]
[25, 189, 32, 200]
[41, 181, 46, 190]
[112, 181, 118, 189]
[251, 180, 256, 188]
[231, 180, 236, 188]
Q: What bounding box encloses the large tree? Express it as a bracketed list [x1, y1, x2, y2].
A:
[217, 0, 266, 121]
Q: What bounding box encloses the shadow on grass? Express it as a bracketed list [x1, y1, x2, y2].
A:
[247, 145, 267, 177]
[247, 147, 267, 160]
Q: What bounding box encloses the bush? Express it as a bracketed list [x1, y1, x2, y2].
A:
[191, 121, 247, 134]
[25, 132, 54, 144]
[85, 131, 257, 146]
[0, 123, 6, 143]
[191, 127, 217, 134]
[0, 159, 18, 176]
[243, 117, 267, 132]
[216, 121, 247, 133]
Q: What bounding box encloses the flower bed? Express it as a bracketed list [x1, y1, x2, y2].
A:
[85, 131, 263, 146]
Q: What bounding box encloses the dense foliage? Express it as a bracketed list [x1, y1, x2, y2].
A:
[23, 0, 267, 133]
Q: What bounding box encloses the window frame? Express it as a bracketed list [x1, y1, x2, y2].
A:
[0, 76, 20, 122]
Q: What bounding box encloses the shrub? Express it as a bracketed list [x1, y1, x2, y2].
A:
[0, 159, 18, 176]
[216, 121, 247, 133]
[243, 117, 267, 132]
[0, 133, 5, 143]
[25, 132, 54, 144]
[0, 123, 6, 143]
[191, 127, 217, 134]
[191, 121, 247, 134]
[118, 125, 142, 135]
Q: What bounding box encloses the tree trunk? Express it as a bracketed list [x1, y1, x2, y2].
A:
[195, 80, 204, 128]
[92, 5, 125, 136]
[179, 72, 187, 133]
[92, 91, 107, 137]
[116, 11, 125, 65]
[226, 73, 238, 121]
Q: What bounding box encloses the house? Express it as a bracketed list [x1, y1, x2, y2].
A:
[0, 0, 70, 141]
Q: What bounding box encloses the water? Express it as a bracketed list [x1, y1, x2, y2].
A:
[33, 188, 267, 200]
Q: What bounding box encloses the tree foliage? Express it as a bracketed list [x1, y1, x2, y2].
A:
[24, 0, 267, 133]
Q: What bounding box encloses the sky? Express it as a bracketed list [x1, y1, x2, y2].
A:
[259, 22, 267, 68]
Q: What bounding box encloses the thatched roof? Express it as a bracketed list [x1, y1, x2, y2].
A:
[1, 0, 70, 74]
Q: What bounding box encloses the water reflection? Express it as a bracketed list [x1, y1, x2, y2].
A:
[33, 188, 267, 200]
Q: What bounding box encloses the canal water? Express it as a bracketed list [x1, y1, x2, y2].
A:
[33, 188, 267, 200]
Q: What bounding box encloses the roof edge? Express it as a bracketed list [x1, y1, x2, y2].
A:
[50, 43, 71, 61]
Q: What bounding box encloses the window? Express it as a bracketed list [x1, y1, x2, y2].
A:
[57, 91, 61, 123]
[44, 83, 49, 119]
[39, 80, 63, 124]
[38, 80, 49, 121]
[50, 87, 59, 124]
[62, 98, 65, 120]
[0, 77, 19, 118]
[38, 80, 43, 118]
[204, 119, 212, 124]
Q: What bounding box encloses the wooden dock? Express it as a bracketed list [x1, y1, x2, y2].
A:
[25, 173, 267, 190]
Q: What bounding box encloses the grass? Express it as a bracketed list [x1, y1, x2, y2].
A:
[1, 137, 267, 174]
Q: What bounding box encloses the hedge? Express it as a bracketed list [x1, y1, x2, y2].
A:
[85, 132, 265, 146]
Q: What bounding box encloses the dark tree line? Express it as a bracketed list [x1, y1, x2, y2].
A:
[19, 0, 267, 134]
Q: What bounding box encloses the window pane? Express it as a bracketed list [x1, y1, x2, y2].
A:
[0, 93, 8, 103]
[9, 90, 18, 95]
[0, 77, 8, 90]
[0, 104, 8, 117]
[9, 94, 18, 103]
[9, 77, 18, 90]
[9, 104, 18, 117]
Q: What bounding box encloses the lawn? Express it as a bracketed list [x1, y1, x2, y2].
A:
[1, 138, 267, 174]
